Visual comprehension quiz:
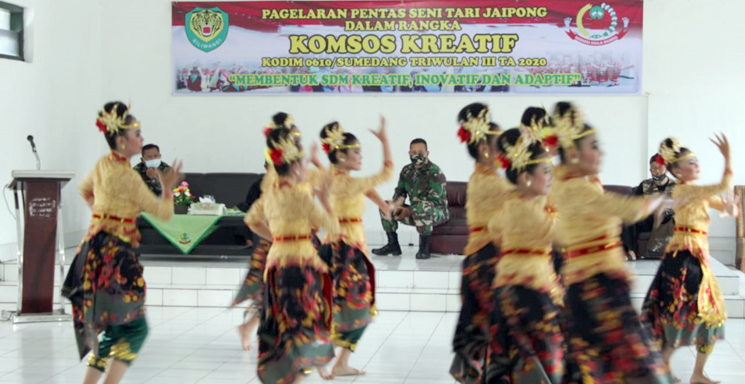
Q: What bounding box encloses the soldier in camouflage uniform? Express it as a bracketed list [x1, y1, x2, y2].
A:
[622, 153, 676, 259]
[372, 138, 449, 259]
[133, 144, 171, 197]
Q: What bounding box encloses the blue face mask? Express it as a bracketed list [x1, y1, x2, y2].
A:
[145, 159, 161, 168]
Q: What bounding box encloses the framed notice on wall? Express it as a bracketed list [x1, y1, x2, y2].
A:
[171, 1, 643, 95]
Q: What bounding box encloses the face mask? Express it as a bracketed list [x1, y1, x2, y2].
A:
[145, 159, 161, 168]
[652, 174, 666, 183]
[410, 154, 426, 166]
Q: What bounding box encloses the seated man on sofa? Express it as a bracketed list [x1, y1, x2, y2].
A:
[133, 144, 171, 197]
[622, 153, 676, 259]
[237, 161, 268, 213]
[235, 161, 269, 247]
[372, 138, 449, 259]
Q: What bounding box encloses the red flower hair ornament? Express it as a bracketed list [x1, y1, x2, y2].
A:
[457, 126, 471, 143]
[458, 107, 497, 145]
[543, 135, 559, 150]
[96, 120, 108, 133]
[269, 148, 284, 165]
[496, 153, 511, 170]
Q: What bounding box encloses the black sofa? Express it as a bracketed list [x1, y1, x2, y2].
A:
[137, 172, 261, 258]
[430, 182, 465, 255]
[135, 173, 652, 259]
[430, 182, 652, 257]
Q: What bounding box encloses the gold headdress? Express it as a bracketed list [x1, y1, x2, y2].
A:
[519, 112, 551, 143]
[263, 114, 298, 137]
[659, 137, 695, 164]
[267, 134, 305, 166]
[320, 122, 360, 154]
[500, 128, 553, 171]
[95, 103, 140, 134]
[552, 106, 594, 150]
[458, 107, 500, 144]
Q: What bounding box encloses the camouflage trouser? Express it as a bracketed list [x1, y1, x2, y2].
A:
[380, 201, 448, 235]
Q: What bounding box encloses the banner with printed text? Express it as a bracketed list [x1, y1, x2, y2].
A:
[172, 1, 643, 95]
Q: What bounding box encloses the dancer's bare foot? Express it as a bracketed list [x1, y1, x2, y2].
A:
[317, 367, 334, 380]
[237, 323, 253, 350]
[664, 361, 680, 383]
[332, 365, 366, 376]
[690, 373, 720, 384]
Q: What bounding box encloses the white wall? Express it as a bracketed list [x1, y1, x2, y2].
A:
[644, 0, 743, 262]
[0, 0, 104, 260]
[99, 0, 652, 246]
[1, 0, 741, 263]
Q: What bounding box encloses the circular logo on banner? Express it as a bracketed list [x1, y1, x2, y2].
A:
[565, 3, 629, 46]
[185, 7, 230, 52]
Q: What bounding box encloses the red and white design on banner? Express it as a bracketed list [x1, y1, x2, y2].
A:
[171, 1, 643, 95]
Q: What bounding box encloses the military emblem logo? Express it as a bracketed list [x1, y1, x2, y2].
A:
[185, 7, 229, 52]
[565, 3, 629, 46]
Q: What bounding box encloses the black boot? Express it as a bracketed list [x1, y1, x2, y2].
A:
[415, 235, 431, 259]
[371, 232, 402, 256]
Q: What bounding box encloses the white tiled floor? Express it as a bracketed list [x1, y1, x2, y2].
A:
[1, 308, 745, 383]
[2, 246, 745, 382]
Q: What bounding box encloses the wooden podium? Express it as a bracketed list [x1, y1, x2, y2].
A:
[2, 170, 75, 323]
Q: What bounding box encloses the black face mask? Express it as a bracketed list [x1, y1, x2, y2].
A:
[410, 154, 426, 166]
[652, 174, 667, 183]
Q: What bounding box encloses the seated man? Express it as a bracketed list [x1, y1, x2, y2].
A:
[133, 144, 171, 196]
[372, 138, 449, 259]
[237, 161, 268, 214]
[623, 153, 676, 259]
[236, 162, 269, 247]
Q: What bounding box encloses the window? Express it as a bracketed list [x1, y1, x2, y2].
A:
[0, 1, 24, 61]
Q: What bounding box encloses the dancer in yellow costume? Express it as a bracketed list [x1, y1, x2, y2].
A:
[487, 122, 564, 383]
[246, 126, 340, 383]
[449, 102, 509, 383]
[549, 102, 672, 383]
[318, 117, 394, 376]
[235, 112, 327, 351]
[642, 135, 737, 384]
[62, 102, 183, 384]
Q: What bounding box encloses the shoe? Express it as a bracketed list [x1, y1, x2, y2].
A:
[415, 235, 431, 259]
[371, 232, 402, 256]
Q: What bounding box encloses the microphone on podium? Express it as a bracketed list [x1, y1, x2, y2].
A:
[27, 135, 40, 170]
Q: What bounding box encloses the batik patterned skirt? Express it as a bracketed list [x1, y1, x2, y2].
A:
[233, 238, 271, 317]
[257, 265, 335, 384]
[450, 244, 501, 384]
[489, 286, 564, 384]
[329, 241, 376, 351]
[642, 250, 725, 354]
[61, 231, 148, 362]
[562, 272, 672, 384]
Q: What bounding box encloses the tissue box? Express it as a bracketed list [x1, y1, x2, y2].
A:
[189, 202, 226, 216]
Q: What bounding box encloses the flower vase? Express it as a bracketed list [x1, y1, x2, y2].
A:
[175, 204, 189, 215]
